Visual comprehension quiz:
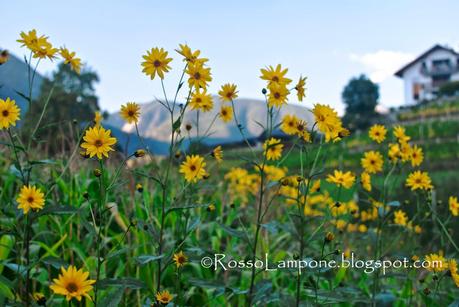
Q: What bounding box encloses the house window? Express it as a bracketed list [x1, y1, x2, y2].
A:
[413, 83, 422, 100]
[432, 59, 451, 74]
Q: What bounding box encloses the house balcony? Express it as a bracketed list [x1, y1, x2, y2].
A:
[420, 65, 459, 77]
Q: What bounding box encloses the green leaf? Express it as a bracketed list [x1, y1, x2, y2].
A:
[218, 223, 249, 243]
[166, 203, 209, 215]
[189, 277, 225, 289]
[99, 289, 124, 307]
[333, 266, 347, 286]
[135, 255, 164, 265]
[172, 118, 181, 132]
[97, 278, 146, 290]
[0, 279, 14, 300]
[29, 159, 56, 165]
[34, 205, 78, 218]
[0, 235, 14, 275]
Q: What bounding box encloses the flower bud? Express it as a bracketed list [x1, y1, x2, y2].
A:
[80, 150, 90, 159]
[134, 149, 146, 158]
[93, 168, 102, 177]
[325, 232, 335, 243]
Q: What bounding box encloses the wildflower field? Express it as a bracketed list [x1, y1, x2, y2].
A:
[1, 30, 459, 307]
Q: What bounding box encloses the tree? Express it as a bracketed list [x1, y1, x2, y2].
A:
[342, 74, 379, 131]
[23, 63, 100, 155]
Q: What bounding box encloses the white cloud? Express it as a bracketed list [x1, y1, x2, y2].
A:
[349, 50, 415, 83]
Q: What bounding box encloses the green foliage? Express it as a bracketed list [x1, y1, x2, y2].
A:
[342, 74, 380, 131]
[22, 63, 100, 155]
[439, 81, 459, 97]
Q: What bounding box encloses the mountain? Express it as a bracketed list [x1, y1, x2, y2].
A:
[105, 97, 314, 155]
[0, 52, 43, 115]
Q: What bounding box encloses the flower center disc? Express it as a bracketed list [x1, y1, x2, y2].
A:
[2, 110, 8, 117]
[95, 140, 103, 147]
[153, 60, 161, 67]
[66, 282, 78, 293]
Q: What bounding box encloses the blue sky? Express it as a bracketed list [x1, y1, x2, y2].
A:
[2, 1, 458, 114]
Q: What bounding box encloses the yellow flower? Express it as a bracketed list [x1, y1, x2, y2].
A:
[263, 165, 287, 182]
[212, 146, 223, 162]
[179, 155, 207, 183]
[190, 89, 214, 112]
[156, 290, 173, 304]
[0, 50, 9, 65]
[175, 44, 206, 64]
[173, 251, 188, 268]
[299, 130, 311, 142]
[358, 224, 368, 233]
[449, 196, 459, 216]
[218, 83, 238, 102]
[388, 143, 400, 162]
[393, 125, 410, 143]
[449, 259, 459, 287]
[267, 83, 289, 108]
[326, 170, 355, 189]
[33, 41, 58, 60]
[0, 98, 21, 129]
[405, 170, 433, 191]
[18, 29, 57, 60]
[141, 47, 172, 79]
[17, 29, 41, 50]
[369, 124, 387, 143]
[424, 253, 448, 273]
[281, 114, 299, 135]
[295, 76, 307, 101]
[80, 126, 117, 159]
[16, 185, 45, 214]
[263, 138, 283, 161]
[260, 64, 292, 85]
[120, 102, 141, 124]
[394, 210, 407, 226]
[186, 62, 212, 89]
[310, 179, 321, 193]
[360, 172, 372, 192]
[399, 141, 412, 162]
[94, 111, 102, 127]
[312, 104, 344, 142]
[361, 151, 384, 174]
[50, 266, 95, 301]
[33, 292, 46, 305]
[410, 145, 423, 167]
[219, 105, 233, 122]
[60, 47, 82, 74]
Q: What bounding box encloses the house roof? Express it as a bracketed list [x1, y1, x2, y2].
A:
[394, 44, 459, 78]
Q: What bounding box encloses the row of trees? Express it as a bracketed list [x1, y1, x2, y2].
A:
[23, 63, 101, 155]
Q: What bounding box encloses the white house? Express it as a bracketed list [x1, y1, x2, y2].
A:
[395, 45, 459, 105]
